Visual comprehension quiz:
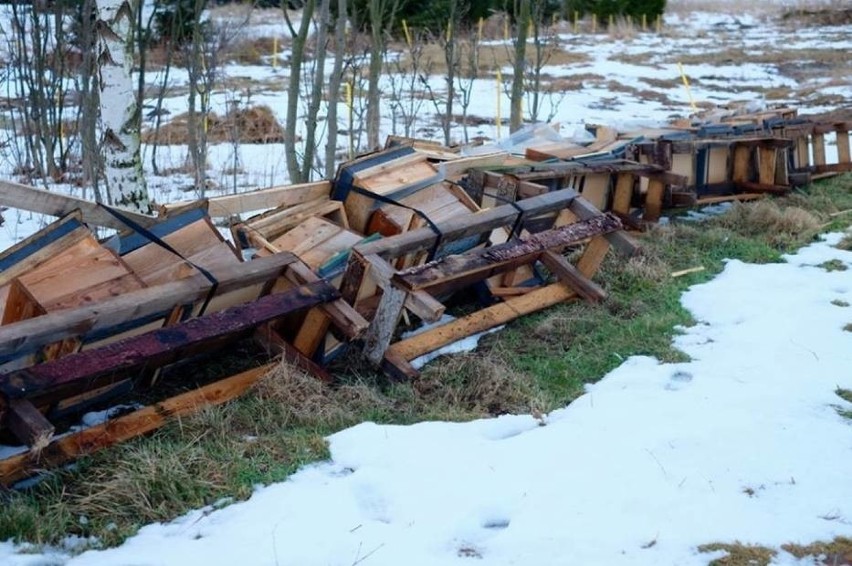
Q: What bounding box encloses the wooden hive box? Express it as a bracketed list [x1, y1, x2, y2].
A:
[333, 146, 443, 233]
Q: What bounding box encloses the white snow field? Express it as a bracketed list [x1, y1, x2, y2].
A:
[1, 232, 850, 565]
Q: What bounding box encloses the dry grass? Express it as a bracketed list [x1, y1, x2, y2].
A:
[837, 232, 852, 251]
[697, 542, 777, 566]
[416, 352, 547, 417]
[709, 201, 821, 248]
[142, 105, 286, 146]
[397, 42, 590, 76]
[782, 537, 852, 564]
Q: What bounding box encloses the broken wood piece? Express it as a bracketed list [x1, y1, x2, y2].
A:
[540, 251, 607, 303]
[386, 282, 580, 365]
[5, 398, 54, 449]
[671, 266, 705, 278]
[0, 179, 157, 231]
[160, 181, 331, 219]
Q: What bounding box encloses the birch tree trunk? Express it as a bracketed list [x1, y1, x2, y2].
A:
[96, 0, 150, 213]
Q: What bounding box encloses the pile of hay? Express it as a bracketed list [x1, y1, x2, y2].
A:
[143, 105, 286, 145]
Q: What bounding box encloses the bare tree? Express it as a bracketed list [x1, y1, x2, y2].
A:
[324, 0, 348, 179]
[283, 0, 315, 183]
[7, 1, 74, 181]
[510, 0, 531, 132]
[365, 0, 401, 148]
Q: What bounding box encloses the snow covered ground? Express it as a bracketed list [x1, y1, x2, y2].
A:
[2, 228, 850, 565]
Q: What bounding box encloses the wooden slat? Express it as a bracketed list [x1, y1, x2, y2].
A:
[812, 133, 826, 166]
[363, 284, 407, 364]
[540, 251, 606, 303]
[757, 146, 777, 185]
[5, 398, 54, 448]
[388, 282, 578, 362]
[161, 181, 332, 218]
[0, 363, 276, 485]
[643, 179, 666, 222]
[732, 145, 751, 183]
[568, 197, 638, 257]
[0, 179, 157, 230]
[837, 128, 851, 164]
[576, 235, 611, 278]
[0, 280, 45, 326]
[612, 173, 634, 216]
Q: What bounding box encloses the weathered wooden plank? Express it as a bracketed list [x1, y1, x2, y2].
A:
[387, 282, 578, 362]
[5, 398, 54, 448]
[362, 284, 407, 364]
[812, 133, 826, 166]
[807, 162, 852, 174]
[643, 179, 666, 222]
[732, 145, 751, 183]
[393, 215, 621, 293]
[837, 128, 851, 164]
[161, 181, 332, 218]
[0, 280, 338, 405]
[0, 179, 157, 230]
[0, 252, 299, 360]
[404, 290, 446, 322]
[0, 363, 276, 486]
[540, 250, 606, 303]
[612, 173, 634, 216]
[757, 146, 777, 185]
[576, 235, 611, 278]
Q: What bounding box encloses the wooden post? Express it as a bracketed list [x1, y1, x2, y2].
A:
[362, 284, 407, 365]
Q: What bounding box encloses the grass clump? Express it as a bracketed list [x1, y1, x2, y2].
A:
[782, 537, 852, 563]
[819, 259, 848, 271]
[698, 542, 777, 565]
[834, 376, 852, 421]
[832, 299, 850, 307]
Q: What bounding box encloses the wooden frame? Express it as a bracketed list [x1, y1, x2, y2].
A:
[339, 188, 638, 379]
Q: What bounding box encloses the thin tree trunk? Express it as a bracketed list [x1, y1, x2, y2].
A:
[284, 0, 316, 184]
[325, 0, 347, 179]
[301, 0, 330, 181]
[96, 0, 150, 213]
[510, 0, 530, 133]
